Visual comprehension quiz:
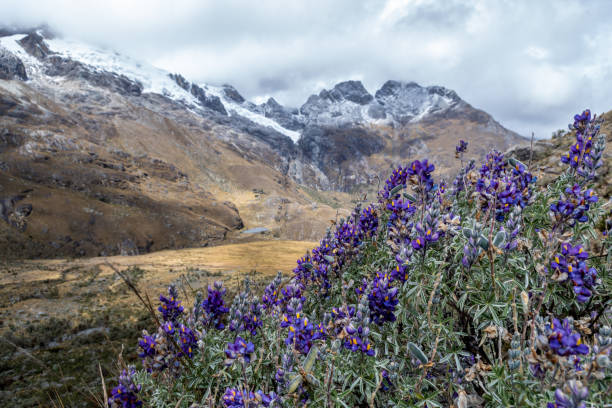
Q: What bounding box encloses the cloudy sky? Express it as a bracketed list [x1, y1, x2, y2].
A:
[2, 0, 612, 137]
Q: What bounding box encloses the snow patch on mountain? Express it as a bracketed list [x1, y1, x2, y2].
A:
[45, 38, 200, 104]
[1, 32, 469, 144]
[205, 85, 302, 142]
[0, 34, 44, 77]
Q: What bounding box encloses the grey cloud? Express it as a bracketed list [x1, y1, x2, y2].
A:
[1, 0, 611, 137]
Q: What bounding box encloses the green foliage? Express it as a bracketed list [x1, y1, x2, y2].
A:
[108, 128, 611, 407]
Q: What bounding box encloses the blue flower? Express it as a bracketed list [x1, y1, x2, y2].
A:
[108, 367, 142, 408]
[284, 312, 325, 354]
[178, 324, 197, 358]
[455, 140, 468, 157]
[225, 336, 255, 366]
[550, 243, 598, 302]
[202, 281, 229, 329]
[158, 286, 184, 323]
[547, 318, 589, 357]
[367, 272, 399, 325]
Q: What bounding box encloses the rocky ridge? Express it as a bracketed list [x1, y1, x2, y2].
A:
[0, 29, 527, 257]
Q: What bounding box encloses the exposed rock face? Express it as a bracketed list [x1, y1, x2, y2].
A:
[169, 73, 190, 91]
[0, 29, 529, 257]
[260, 97, 304, 131]
[0, 48, 27, 80]
[18, 32, 50, 59]
[375, 80, 460, 124]
[190, 84, 227, 115]
[46, 56, 143, 96]
[222, 84, 246, 103]
[0, 193, 32, 232]
[327, 80, 374, 105]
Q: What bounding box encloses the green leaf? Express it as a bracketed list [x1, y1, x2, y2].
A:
[408, 342, 429, 364]
[493, 230, 506, 247]
[403, 192, 417, 202]
[287, 374, 302, 393]
[324, 255, 335, 263]
[478, 234, 489, 250]
[303, 345, 318, 372]
[389, 184, 405, 197]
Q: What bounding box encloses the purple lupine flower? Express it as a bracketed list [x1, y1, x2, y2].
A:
[223, 388, 250, 407]
[530, 363, 546, 379]
[561, 109, 596, 171]
[390, 260, 410, 282]
[452, 159, 475, 196]
[547, 318, 589, 357]
[550, 243, 598, 302]
[344, 324, 375, 356]
[225, 336, 255, 366]
[406, 159, 435, 192]
[343, 297, 375, 356]
[108, 367, 142, 408]
[472, 151, 535, 221]
[228, 281, 263, 336]
[284, 312, 325, 355]
[367, 272, 399, 325]
[163, 321, 175, 335]
[412, 220, 440, 251]
[222, 388, 277, 407]
[455, 140, 468, 157]
[462, 237, 479, 269]
[379, 165, 408, 200]
[550, 183, 598, 224]
[262, 272, 283, 310]
[178, 324, 197, 358]
[293, 254, 314, 287]
[202, 281, 229, 330]
[158, 285, 184, 323]
[547, 380, 589, 408]
[358, 205, 379, 239]
[138, 334, 156, 359]
[380, 369, 394, 392]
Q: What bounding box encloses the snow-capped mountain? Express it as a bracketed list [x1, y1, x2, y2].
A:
[1, 30, 501, 144]
[0, 28, 526, 258]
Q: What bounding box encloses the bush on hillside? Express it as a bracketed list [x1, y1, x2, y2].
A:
[107, 110, 610, 408]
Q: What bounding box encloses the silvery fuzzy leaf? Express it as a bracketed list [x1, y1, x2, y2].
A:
[478, 234, 489, 250]
[403, 192, 417, 202]
[493, 230, 506, 247]
[462, 228, 473, 239]
[303, 345, 318, 372]
[389, 184, 405, 197]
[287, 374, 302, 393]
[323, 255, 335, 263]
[408, 342, 429, 364]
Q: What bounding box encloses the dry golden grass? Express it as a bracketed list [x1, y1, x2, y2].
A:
[0, 240, 317, 407]
[1, 240, 315, 291]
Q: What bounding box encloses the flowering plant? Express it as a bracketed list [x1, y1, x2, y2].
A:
[107, 110, 610, 407]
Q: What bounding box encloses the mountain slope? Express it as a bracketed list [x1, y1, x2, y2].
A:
[0, 29, 527, 258]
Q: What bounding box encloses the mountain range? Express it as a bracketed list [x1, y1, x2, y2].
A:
[0, 28, 526, 258]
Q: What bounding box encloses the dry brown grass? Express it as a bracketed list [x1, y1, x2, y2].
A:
[0, 240, 316, 407]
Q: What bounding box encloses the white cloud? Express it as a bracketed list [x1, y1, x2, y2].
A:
[1, 0, 611, 137]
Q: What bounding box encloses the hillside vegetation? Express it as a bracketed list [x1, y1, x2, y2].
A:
[0, 241, 315, 407]
[103, 110, 610, 407]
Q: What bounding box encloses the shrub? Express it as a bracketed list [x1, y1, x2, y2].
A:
[108, 110, 610, 407]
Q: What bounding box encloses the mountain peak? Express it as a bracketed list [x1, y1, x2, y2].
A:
[222, 84, 245, 104]
[327, 80, 373, 105]
[375, 80, 420, 98]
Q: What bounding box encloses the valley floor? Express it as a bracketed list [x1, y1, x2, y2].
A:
[0, 240, 315, 408]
